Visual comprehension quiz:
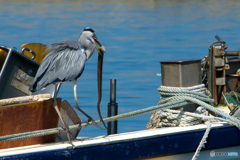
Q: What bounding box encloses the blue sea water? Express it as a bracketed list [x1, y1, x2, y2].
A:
[1, 0, 240, 137]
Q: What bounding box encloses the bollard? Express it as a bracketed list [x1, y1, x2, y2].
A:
[107, 79, 118, 135]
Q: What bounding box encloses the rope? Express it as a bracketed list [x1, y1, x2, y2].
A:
[1, 84, 240, 160]
[157, 85, 240, 126]
[0, 100, 194, 142]
[192, 121, 211, 160]
[148, 107, 239, 128]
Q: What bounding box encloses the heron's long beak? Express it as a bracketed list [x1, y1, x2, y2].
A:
[94, 43, 102, 56]
[94, 36, 108, 129]
[93, 36, 105, 56]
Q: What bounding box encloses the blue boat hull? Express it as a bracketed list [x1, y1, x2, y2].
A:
[1, 125, 240, 160]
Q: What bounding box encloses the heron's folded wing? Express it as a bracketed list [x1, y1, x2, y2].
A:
[31, 41, 86, 91]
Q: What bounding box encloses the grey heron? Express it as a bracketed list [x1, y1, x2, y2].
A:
[29, 27, 106, 145]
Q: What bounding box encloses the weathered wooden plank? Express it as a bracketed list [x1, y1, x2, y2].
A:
[0, 94, 51, 107]
[0, 98, 61, 149]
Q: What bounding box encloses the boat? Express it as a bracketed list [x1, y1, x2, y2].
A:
[0, 36, 240, 160]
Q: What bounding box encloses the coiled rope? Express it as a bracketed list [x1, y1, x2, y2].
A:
[148, 84, 240, 160]
[148, 108, 239, 128]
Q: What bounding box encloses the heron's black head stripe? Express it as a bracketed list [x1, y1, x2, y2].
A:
[83, 28, 95, 33]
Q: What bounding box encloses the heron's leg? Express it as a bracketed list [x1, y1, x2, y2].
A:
[72, 79, 103, 129]
[53, 84, 76, 145]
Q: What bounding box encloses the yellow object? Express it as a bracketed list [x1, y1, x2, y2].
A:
[0, 49, 8, 70]
[21, 43, 48, 63]
[94, 42, 103, 57]
[237, 69, 240, 75]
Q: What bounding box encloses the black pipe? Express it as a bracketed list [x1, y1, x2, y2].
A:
[107, 79, 118, 135]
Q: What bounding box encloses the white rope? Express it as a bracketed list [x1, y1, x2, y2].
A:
[161, 109, 239, 127]
[192, 121, 211, 160]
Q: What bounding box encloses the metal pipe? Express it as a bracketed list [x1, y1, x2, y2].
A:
[110, 79, 116, 103]
[226, 51, 240, 57]
[107, 79, 118, 135]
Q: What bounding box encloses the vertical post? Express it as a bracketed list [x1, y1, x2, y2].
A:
[107, 79, 118, 135]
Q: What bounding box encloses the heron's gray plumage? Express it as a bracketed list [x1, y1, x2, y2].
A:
[30, 40, 86, 92]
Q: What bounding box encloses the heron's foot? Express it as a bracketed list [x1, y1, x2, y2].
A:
[87, 117, 104, 130]
[67, 141, 75, 149]
[74, 103, 104, 130]
[57, 121, 76, 140]
[84, 116, 104, 130]
[60, 127, 77, 147]
[59, 126, 76, 139]
[84, 119, 90, 125]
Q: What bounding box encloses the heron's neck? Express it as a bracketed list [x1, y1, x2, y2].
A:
[79, 38, 95, 60]
[85, 47, 95, 61]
